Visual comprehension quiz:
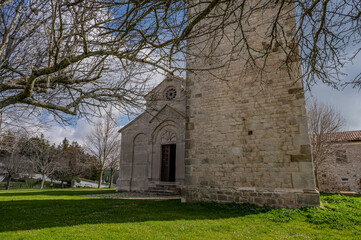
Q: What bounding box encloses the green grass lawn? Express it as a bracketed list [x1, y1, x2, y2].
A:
[0, 180, 63, 190]
[0, 189, 360, 240]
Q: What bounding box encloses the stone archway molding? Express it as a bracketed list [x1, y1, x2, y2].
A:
[130, 133, 147, 192]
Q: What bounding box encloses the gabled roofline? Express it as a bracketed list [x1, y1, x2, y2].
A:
[119, 75, 186, 133]
[149, 104, 185, 123]
[118, 104, 185, 133]
[118, 112, 146, 133]
[144, 75, 185, 99]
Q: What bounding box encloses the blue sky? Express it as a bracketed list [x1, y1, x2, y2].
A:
[307, 85, 361, 130]
[306, 46, 361, 130]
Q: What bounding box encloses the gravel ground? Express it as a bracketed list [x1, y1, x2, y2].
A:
[82, 192, 181, 200]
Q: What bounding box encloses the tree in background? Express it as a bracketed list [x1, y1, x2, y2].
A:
[85, 157, 102, 183]
[0, 131, 29, 190]
[86, 110, 121, 188]
[22, 134, 58, 189]
[51, 138, 73, 187]
[107, 147, 120, 188]
[55, 139, 95, 187]
[0, 133, 101, 189]
[307, 100, 345, 188]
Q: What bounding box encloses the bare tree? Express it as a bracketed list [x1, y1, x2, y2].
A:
[107, 146, 120, 188]
[0, 0, 166, 123]
[307, 100, 345, 188]
[51, 155, 69, 188]
[1, 0, 360, 124]
[175, 1, 361, 92]
[85, 110, 120, 188]
[22, 134, 58, 189]
[0, 131, 29, 190]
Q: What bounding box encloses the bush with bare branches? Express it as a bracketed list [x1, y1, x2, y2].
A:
[307, 100, 345, 187]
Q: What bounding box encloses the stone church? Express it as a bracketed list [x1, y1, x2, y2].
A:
[117, 2, 320, 208]
[117, 76, 186, 194]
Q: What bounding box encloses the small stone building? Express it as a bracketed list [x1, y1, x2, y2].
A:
[318, 131, 361, 194]
[117, 76, 186, 193]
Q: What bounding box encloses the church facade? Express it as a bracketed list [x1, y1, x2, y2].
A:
[117, 76, 186, 193]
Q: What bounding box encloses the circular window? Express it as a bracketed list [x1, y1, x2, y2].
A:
[165, 88, 177, 100]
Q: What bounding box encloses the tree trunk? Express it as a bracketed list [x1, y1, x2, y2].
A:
[61, 180, 64, 188]
[314, 168, 319, 189]
[71, 175, 76, 187]
[109, 172, 113, 188]
[98, 169, 104, 189]
[40, 173, 46, 189]
[24, 176, 29, 189]
[6, 176, 11, 190]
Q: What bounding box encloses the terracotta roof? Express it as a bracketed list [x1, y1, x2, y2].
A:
[326, 130, 361, 142]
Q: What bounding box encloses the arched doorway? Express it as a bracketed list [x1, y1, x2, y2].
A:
[151, 122, 182, 182]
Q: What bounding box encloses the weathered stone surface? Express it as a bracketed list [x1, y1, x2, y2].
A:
[318, 141, 361, 194]
[117, 1, 320, 208]
[182, 186, 319, 208]
[116, 76, 186, 192]
[183, 1, 319, 208]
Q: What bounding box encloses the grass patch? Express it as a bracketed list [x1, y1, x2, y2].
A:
[305, 195, 361, 230]
[0, 189, 360, 239]
[78, 178, 110, 186]
[0, 180, 64, 190]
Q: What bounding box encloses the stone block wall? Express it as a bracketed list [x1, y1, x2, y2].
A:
[183, 187, 320, 208]
[318, 142, 361, 194]
[183, 1, 319, 208]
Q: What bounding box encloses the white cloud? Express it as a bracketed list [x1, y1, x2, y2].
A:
[43, 119, 88, 145]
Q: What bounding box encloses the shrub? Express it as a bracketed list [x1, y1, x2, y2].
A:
[304, 194, 361, 230]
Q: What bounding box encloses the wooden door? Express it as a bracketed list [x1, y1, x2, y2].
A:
[161, 145, 170, 181]
[161, 144, 176, 182]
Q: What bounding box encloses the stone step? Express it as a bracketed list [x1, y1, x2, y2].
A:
[146, 185, 181, 195]
[145, 192, 181, 196]
[154, 185, 177, 189]
[148, 187, 174, 190]
[148, 189, 178, 194]
[147, 189, 180, 194]
[151, 181, 178, 186]
[145, 191, 180, 196]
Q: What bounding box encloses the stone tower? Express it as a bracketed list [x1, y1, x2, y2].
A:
[183, 1, 320, 208]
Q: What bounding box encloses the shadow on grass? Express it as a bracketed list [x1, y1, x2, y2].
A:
[0, 188, 116, 197]
[0, 197, 272, 232]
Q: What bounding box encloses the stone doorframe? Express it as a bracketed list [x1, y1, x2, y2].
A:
[150, 120, 184, 183]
